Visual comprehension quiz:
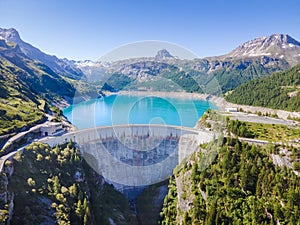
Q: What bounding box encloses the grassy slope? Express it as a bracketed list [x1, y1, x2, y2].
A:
[0, 58, 45, 135]
[0, 39, 77, 136]
[242, 122, 300, 142]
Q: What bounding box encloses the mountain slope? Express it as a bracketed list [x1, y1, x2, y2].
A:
[0, 28, 83, 79]
[0, 58, 45, 135]
[1, 141, 137, 224]
[0, 39, 77, 135]
[0, 39, 75, 102]
[226, 34, 300, 66]
[225, 63, 300, 111]
[76, 34, 299, 93]
[192, 56, 290, 92]
[160, 138, 300, 224]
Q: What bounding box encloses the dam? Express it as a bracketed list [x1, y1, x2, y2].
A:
[41, 124, 214, 196]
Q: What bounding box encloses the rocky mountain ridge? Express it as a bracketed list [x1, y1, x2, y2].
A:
[1, 28, 300, 93]
[0, 28, 83, 79]
[225, 34, 300, 66]
[74, 34, 299, 93]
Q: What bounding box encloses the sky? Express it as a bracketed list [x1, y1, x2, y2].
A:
[1, 0, 300, 61]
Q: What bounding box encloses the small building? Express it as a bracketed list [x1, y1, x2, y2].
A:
[225, 107, 238, 112]
[40, 123, 63, 136]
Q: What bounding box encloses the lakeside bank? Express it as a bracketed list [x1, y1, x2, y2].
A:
[117, 90, 300, 120]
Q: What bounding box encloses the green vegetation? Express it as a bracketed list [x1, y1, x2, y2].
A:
[211, 57, 289, 93]
[63, 77, 103, 101]
[160, 138, 300, 225]
[227, 118, 300, 142]
[226, 119, 255, 138]
[5, 141, 137, 225]
[225, 63, 300, 111]
[9, 141, 91, 224]
[100, 57, 289, 94]
[0, 59, 46, 135]
[160, 68, 202, 93]
[0, 40, 76, 136]
[101, 73, 133, 92]
[0, 98, 45, 135]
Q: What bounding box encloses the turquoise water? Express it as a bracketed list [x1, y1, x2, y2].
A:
[62, 95, 213, 129]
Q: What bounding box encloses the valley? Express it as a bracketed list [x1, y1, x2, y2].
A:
[0, 27, 299, 225]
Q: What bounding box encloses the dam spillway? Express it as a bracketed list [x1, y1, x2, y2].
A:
[42, 124, 214, 192]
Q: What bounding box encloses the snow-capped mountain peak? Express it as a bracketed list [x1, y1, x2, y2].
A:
[226, 34, 300, 65]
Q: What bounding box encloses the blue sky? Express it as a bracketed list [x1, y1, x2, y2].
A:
[1, 0, 300, 61]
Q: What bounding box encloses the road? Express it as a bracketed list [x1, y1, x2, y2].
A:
[224, 112, 298, 126]
[0, 114, 55, 172]
[1, 114, 54, 151]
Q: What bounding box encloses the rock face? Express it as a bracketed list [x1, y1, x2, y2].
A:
[0, 28, 21, 43]
[0, 162, 15, 224]
[226, 34, 300, 66]
[155, 49, 174, 59]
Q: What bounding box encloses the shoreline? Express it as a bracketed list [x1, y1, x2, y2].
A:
[117, 90, 300, 120]
[117, 90, 210, 100]
[61, 90, 300, 121]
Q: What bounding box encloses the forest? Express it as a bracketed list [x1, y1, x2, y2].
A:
[225, 64, 300, 111]
[160, 138, 300, 225]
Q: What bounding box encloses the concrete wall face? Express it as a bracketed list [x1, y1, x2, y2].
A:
[41, 125, 214, 188]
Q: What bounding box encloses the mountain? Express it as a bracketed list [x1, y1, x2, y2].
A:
[226, 34, 300, 66]
[0, 38, 79, 136]
[155, 49, 174, 59]
[83, 51, 290, 94]
[0, 39, 75, 102]
[2, 28, 299, 94]
[0, 41, 45, 136]
[1, 27, 300, 98]
[225, 63, 300, 111]
[75, 34, 300, 93]
[0, 28, 83, 79]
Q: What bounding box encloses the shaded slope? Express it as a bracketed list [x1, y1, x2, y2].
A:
[225, 64, 300, 111]
[0, 28, 83, 79]
[0, 39, 76, 135]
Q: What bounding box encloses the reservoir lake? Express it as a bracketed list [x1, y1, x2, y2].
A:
[63, 94, 213, 129]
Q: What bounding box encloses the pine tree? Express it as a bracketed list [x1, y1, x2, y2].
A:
[53, 176, 60, 195]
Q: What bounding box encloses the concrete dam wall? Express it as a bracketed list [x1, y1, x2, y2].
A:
[42, 124, 214, 191]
